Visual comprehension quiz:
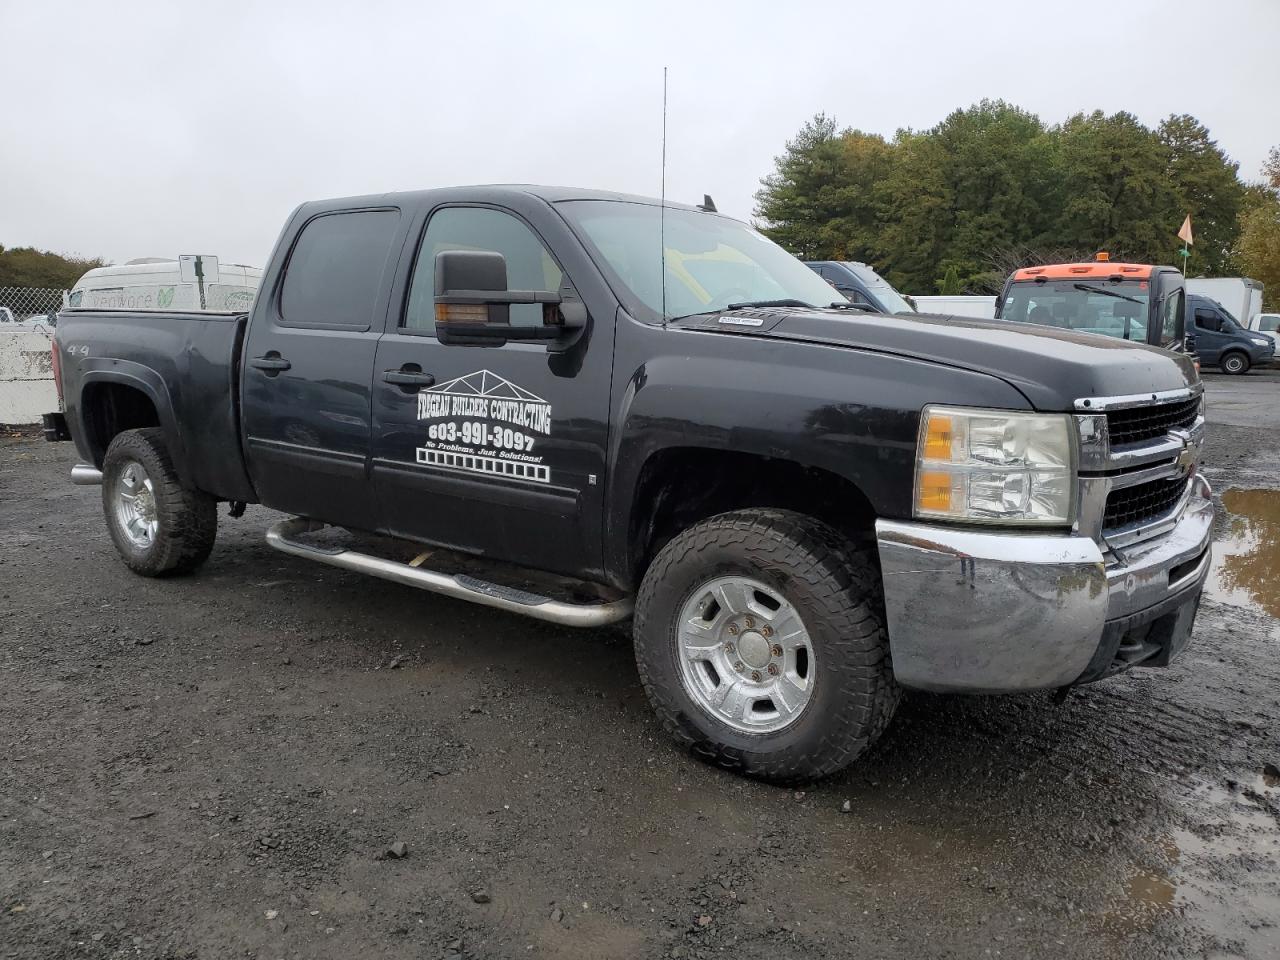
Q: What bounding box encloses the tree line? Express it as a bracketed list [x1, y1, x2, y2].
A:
[755, 100, 1279, 308]
[0, 246, 106, 290]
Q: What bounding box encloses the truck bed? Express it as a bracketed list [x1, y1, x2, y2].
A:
[55, 309, 256, 503]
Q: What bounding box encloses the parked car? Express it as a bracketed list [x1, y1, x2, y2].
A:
[46, 185, 1213, 783]
[1187, 294, 1275, 374]
[1248, 312, 1279, 356]
[803, 260, 915, 313]
[0, 307, 15, 324]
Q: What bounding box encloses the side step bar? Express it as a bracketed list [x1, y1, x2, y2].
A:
[265, 517, 633, 628]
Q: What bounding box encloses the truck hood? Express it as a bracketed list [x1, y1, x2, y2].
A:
[673, 308, 1198, 411]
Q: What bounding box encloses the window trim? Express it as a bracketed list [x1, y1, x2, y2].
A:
[275, 206, 401, 332]
[396, 202, 568, 340]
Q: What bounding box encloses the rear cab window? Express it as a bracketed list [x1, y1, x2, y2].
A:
[279, 209, 401, 329]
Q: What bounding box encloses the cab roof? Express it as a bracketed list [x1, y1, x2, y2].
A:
[1011, 262, 1159, 281]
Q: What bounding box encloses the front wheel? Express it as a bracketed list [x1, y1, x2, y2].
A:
[633, 509, 900, 783]
[102, 428, 218, 576]
[1220, 351, 1250, 375]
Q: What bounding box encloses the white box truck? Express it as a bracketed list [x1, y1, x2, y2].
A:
[67, 257, 262, 313]
[1185, 277, 1264, 327]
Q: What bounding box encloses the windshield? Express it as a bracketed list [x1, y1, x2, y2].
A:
[842, 262, 915, 313]
[999, 279, 1152, 342]
[1260, 315, 1280, 333]
[559, 200, 840, 321]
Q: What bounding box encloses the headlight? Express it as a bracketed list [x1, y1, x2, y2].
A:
[1251, 337, 1270, 347]
[914, 406, 1076, 525]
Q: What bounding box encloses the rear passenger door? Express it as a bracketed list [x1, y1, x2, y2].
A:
[241, 206, 404, 530]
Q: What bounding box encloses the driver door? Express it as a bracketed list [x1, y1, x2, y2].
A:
[370, 204, 614, 579]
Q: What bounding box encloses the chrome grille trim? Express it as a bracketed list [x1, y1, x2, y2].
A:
[1071, 387, 1206, 549]
[1072, 385, 1200, 412]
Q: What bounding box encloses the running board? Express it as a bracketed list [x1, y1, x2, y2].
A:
[265, 517, 633, 628]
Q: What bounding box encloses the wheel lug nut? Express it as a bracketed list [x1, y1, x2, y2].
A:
[734, 661, 746, 673]
[727, 623, 739, 636]
[724, 642, 735, 654]
[767, 664, 779, 676]
[744, 616, 755, 629]
[771, 644, 783, 657]
[751, 670, 762, 682]
[762, 625, 773, 638]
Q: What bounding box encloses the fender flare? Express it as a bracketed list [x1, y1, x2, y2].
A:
[76, 361, 190, 485]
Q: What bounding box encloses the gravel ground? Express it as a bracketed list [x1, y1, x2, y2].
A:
[1, 376, 1278, 960]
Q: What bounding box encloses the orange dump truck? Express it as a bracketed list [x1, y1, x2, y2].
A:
[994, 254, 1188, 353]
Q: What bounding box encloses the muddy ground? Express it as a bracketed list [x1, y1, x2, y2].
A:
[1, 374, 1278, 960]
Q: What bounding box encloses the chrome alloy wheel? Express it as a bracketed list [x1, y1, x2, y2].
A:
[676, 576, 816, 733]
[114, 460, 159, 549]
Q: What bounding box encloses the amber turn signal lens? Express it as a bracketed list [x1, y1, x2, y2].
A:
[916, 470, 953, 513]
[923, 414, 953, 462]
[435, 303, 489, 324]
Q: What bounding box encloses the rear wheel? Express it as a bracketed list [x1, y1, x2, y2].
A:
[1220, 351, 1250, 375]
[633, 509, 900, 783]
[102, 428, 217, 576]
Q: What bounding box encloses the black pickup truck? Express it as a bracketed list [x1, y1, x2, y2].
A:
[47, 185, 1214, 782]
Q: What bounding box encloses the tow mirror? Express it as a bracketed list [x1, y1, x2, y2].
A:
[434, 250, 580, 348]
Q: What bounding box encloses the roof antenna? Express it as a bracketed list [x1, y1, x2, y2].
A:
[697, 195, 717, 213]
[660, 66, 668, 328]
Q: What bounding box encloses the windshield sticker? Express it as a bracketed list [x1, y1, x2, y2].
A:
[415, 369, 552, 484]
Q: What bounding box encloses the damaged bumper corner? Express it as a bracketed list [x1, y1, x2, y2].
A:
[874, 481, 1214, 694]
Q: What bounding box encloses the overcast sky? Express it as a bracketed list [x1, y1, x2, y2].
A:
[2, 0, 1277, 268]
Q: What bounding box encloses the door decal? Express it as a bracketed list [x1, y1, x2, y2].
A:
[415, 369, 553, 483]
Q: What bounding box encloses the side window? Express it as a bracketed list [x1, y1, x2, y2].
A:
[280, 210, 400, 329]
[1262, 316, 1280, 333]
[1194, 308, 1221, 333]
[1160, 288, 1184, 347]
[405, 207, 563, 331]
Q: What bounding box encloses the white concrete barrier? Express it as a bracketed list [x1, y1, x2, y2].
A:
[0, 328, 58, 425]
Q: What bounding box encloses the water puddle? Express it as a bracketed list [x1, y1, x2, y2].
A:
[1206, 488, 1280, 619]
[1102, 780, 1280, 954]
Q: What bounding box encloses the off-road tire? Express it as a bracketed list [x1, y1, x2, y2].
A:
[102, 428, 218, 576]
[1220, 351, 1250, 375]
[633, 509, 900, 784]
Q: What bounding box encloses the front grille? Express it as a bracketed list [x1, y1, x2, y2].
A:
[1106, 396, 1200, 446]
[1104, 475, 1189, 529]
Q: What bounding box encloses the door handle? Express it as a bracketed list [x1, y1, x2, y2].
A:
[249, 355, 291, 372]
[382, 370, 436, 388]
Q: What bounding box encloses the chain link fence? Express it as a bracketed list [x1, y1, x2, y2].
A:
[1, 289, 61, 423]
[0, 286, 67, 325]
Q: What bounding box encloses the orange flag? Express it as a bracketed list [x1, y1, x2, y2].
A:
[1177, 215, 1194, 246]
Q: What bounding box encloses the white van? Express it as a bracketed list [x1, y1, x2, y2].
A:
[68, 257, 262, 313]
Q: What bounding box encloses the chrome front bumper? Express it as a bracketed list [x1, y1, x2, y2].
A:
[875, 477, 1213, 693]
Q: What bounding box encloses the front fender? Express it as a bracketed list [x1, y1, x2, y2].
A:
[603, 336, 1032, 586]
